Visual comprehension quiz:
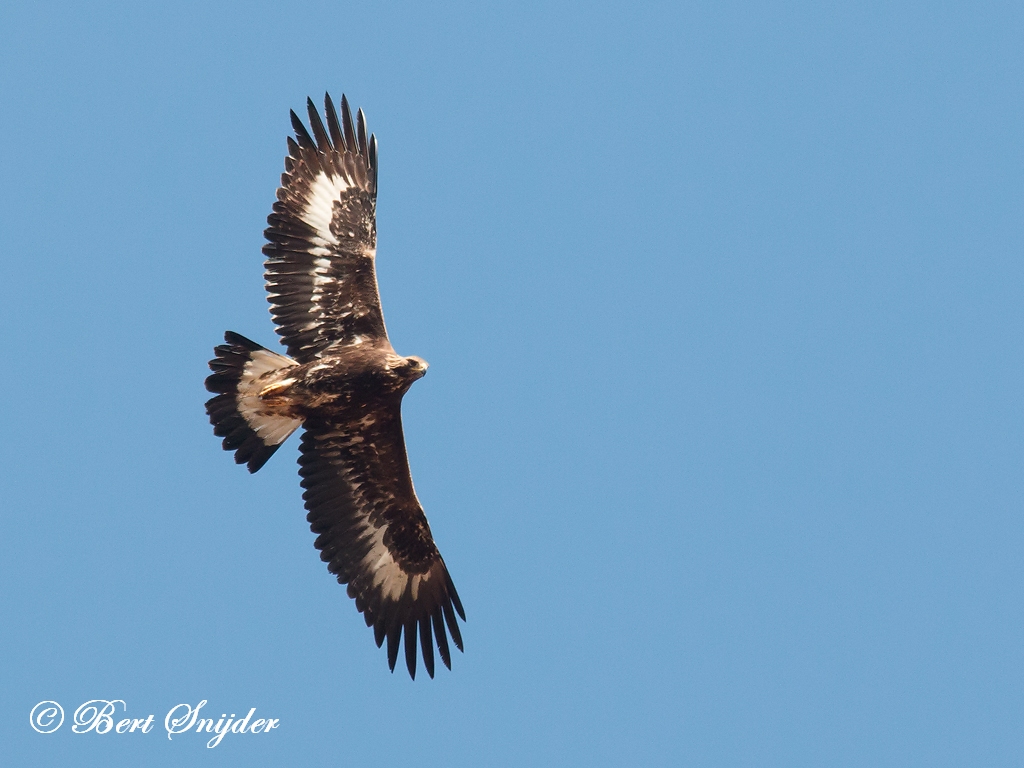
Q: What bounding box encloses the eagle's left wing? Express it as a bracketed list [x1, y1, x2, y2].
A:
[299, 408, 465, 679]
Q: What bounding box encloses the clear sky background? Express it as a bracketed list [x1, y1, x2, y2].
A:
[2, 1, 1022, 765]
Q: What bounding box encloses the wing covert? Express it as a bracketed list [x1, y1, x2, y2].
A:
[263, 93, 385, 362]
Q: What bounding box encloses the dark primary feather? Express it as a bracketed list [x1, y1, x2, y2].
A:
[324, 97, 347, 151]
[341, 94, 358, 159]
[305, 98, 333, 153]
[263, 93, 383, 363]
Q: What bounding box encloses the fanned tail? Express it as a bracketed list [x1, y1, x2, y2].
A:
[205, 331, 303, 473]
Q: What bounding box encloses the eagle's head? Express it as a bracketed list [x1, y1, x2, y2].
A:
[404, 355, 429, 381]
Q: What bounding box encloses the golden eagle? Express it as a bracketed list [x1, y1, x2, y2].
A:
[205, 94, 464, 679]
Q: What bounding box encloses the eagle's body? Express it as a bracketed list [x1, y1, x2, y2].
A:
[205, 94, 463, 679]
[242, 343, 425, 421]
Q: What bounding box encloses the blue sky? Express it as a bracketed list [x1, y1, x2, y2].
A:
[2, 1, 1023, 765]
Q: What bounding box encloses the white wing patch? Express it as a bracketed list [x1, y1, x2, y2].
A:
[361, 521, 424, 602]
[237, 349, 303, 446]
[301, 171, 350, 249]
[323, 437, 425, 603]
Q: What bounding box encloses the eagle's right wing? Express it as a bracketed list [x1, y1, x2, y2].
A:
[299, 408, 465, 679]
[263, 94, 387, 363]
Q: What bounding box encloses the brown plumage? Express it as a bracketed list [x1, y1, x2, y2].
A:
[205, 94, 464, 679]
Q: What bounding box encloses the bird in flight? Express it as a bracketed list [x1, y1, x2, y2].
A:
[205, 93, 464, 679]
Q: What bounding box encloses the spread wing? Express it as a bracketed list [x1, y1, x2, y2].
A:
[299, 409, 465, 679]
[263, 93, 385, 362]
